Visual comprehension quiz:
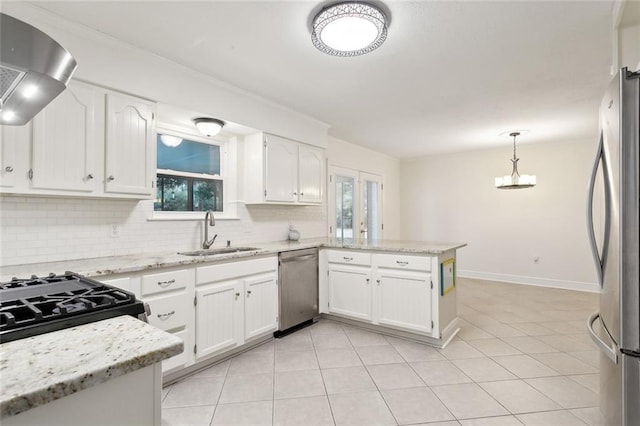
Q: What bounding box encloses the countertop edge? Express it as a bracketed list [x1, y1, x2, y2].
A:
[0, 318, 184, 418]
[1, 239, 467, 280]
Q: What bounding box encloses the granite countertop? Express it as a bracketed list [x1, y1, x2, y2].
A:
[0, 315, 183, 418]
[0, 238, 466, 280]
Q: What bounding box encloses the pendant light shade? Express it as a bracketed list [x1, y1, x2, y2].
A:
[194, 117, 225, 137]
[495, 132, 536, 189]
[159, 134, 183, 148]
[311, 2, 388, 57]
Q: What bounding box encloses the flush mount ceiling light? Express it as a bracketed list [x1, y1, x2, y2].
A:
[194, 117, 225, 137]
[311, 1, 388, 57]
[495, 131, 537, 189]
[159, 134, 183, 148]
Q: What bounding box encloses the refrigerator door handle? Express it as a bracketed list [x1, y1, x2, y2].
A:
[586, 131, 611, 287]
[588, 311, 618, 364]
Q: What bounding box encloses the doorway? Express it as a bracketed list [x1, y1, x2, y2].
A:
[329, 166, 383, 242]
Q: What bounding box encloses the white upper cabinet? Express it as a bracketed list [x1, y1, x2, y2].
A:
[0, 81, 156, 199]
[264, 134, 298, 202]
[244, 132, 324, 205]
[0, 125, 27, 189]
[298, 144, 324, 203]
[105, 93, 156, 196]
[31, 81, 101, 192]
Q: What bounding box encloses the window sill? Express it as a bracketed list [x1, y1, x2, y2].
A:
[147, 213, 240, 222]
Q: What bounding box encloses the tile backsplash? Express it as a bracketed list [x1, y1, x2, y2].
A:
[0, 196, 327, 266]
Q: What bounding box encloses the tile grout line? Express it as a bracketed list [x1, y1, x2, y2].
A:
[310, 324, 339, 426]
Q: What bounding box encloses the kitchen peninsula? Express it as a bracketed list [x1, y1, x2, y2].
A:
[1, 238, 465, 385]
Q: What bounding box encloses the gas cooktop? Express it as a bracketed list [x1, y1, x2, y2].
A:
[0, 272, 147, 343]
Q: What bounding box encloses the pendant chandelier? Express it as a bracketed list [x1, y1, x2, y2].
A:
[495, 132, 536, 189]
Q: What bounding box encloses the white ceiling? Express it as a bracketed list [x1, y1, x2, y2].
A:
[28, 0, 614, 159]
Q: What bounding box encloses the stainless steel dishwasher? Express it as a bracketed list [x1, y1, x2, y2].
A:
[277, 248, 319, 334]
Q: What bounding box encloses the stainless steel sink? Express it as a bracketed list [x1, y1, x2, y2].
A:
[178, 247, 260, 257]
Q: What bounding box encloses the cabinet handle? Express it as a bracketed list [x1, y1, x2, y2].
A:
[376, 279, 381, 285]
[157, 310, 175, 319]
[343, 256, 353, 261]
[292, 192, 297, 195]
[157, 279, 175, 287]
[300, 192, 304, 196]
[4, 166, 13, 173]
[107, 175, 115, 181]
[247, 290, 252, 296]
[235, 292, 240, 299]
[396, 261, 409, 266]
[86, 173, 94, 180]
[366, 278, 370, 284]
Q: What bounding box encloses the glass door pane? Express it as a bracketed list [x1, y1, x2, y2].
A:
[360, 173, 382, 242]
[336, 175, 356, 240]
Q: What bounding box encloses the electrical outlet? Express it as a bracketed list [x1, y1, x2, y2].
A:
[109, 224, 120, 238]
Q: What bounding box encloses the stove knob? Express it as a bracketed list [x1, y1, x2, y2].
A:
[5, 166, 13, 172]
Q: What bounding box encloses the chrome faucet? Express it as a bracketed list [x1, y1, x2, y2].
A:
[202, 210, 217, 249]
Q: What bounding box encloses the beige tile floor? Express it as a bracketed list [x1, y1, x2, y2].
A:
[161, 278, 601, 425]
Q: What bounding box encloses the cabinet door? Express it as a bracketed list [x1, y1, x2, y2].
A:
[375, 270, 432, 334]
[0, 125, 26, 188]
[328, 265, 372, 321]
[298, 144, 323, 203]
[195, 280, 243, 360]
[244, 272, 278, 340]
[105, 93, 156, 196]
[264, 134, 297, 202]
[31, 82, 101, 192]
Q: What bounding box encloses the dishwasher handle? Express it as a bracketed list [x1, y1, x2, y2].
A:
[280, 254, 317, 263]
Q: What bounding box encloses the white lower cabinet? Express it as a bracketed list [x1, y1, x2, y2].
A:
[244, 273, 278, 340]
[324, 250, 436, 336]
[195, 256, 278, 362]
[98, 256, 278, 375]
[327, 265, 372, 321]
[139, 268, 196, 374]
[375, 268, 432, 334]
[195, 280, 244, 360]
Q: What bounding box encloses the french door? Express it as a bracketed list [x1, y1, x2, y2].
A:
[329, 166, 383, 242]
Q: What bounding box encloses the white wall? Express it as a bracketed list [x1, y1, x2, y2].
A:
[0, 197, 326, 266]
[400, 139, 600, 292]
[326, 137, 401, 239]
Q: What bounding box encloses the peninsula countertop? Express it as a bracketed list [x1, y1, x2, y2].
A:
[0, 238, 466, 280]
[0, 315, 183, 418]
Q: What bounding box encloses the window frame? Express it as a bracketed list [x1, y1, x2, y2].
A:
[152, 124, 235, 221]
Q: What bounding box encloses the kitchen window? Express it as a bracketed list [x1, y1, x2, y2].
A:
[154, 132, 224, 213]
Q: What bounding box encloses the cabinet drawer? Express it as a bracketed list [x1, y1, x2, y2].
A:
[375, 253, 431, 272]
[142, 269, 191, 297]
[163, 328, 189, 373]
[327, 250, 371, 266]
[197, 256, 277, 285]
[146, 292, 190, 331]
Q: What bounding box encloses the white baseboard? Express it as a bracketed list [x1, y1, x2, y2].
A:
[458, 270, 599, 293]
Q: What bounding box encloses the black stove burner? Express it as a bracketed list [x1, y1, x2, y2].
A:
[0, 272, 146, 343]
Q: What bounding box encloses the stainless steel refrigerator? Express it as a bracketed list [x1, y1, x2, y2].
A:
[587, 67, 639, 426]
